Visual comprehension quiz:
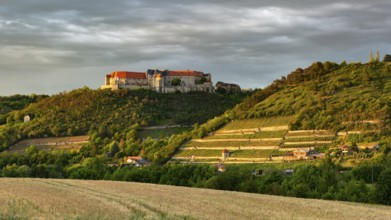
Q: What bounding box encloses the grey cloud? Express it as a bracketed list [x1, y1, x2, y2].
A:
[1, 1, 391, 95]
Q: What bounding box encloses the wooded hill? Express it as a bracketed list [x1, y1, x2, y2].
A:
[0, 89, 246, 151]
[0, 94, 48, 117]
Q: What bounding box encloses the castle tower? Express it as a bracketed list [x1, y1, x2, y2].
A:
[104, 74, 110, 85]
[155, 74, 163, 93]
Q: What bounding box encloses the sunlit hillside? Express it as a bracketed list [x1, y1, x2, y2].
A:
[173, 61, 391, 164]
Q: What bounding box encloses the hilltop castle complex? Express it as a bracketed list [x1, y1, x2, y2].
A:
[101, 69, 214, 93]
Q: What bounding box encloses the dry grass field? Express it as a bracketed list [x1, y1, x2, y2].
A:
[6, 144, 82, 153]
[1, 178, 391, 220]
[15, 136, 89, 146]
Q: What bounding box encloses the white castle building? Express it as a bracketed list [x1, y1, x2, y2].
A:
[101, 69, 214, 93]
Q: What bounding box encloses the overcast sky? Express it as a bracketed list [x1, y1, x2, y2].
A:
[1, 1, 391, 95]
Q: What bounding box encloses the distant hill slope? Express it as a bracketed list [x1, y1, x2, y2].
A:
[0, 94, 48, 120]
[230, 61, 391, 132]
[1, 178, 390, 220]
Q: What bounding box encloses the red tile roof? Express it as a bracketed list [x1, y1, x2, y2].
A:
[108, 71, 146, 79]
[127, 156, 142, 161]
[284, 152, 294, 156]
[168, 70, 204, 77]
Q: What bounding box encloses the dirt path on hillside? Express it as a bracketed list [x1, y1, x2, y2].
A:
[180, 146, 278, 150]
[193, 138, 282, 142]
[216, 125, 289, 134]
[172, 157, 273, 163]
[285, 135, 334, 139]
[140, 125, 191, 130]
[284, 141, 333, 145]
[172, 156, 221, 160]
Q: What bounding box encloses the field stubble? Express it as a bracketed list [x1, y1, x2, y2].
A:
[1, 178, 391, 220]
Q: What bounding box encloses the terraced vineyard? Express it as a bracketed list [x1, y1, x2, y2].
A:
[5, 136, 89, 153]
[173, 149, 276, 163]
[182, 140, 282, 148]
[219, 116, 295, 131]
[177, 118, 358, 164]
[282, 130, 336, 148]
[172, 115, 386, 164]
[173, 117, 290, 164]
[205, 130, 287, 139]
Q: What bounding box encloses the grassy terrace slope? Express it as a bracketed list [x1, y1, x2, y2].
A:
[1, 178, 391, 220]
[6, 135, 89, 153]
[219, 117, 293, 130]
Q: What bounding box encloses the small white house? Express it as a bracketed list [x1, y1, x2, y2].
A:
[23, 115, 31, 123]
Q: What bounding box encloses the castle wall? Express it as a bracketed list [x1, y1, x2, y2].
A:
[108, 78, 148, 86]
[204, 74, 212, 82]
[105, 76, 110, 85]
[125, 78, 148, 86]
[101, 84, 149, 90]
[154, 77, 163, 93]
[160, 83, 214, 93]
[164, 76, 196, 86]
[102, 70, 214, 93]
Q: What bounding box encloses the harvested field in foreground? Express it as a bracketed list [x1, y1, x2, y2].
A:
[1, 178, 391, 220]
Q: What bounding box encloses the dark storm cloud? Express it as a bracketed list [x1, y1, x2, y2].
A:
[1, 0, 391, 95]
